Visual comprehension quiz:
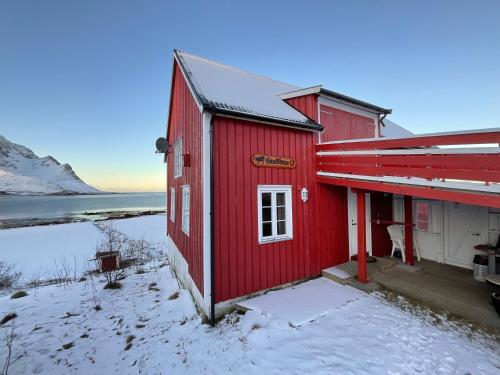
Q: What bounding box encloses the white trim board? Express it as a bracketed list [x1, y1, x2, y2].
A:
[317, 147, 500, 156]
[202, 112, 212, 317]
[317, 171, 500, 194]
[279, 85, 322, 99]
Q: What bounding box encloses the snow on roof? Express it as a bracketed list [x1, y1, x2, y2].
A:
[380, 119, 414, 138]
[175, 50, 321, 130]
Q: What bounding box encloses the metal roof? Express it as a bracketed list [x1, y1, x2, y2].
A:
[174, 50, 322, 131]
[174, 50, 393, 131]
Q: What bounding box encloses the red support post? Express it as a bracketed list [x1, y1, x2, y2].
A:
[404, 195, 414, 266]
[356, 190, 368, 283]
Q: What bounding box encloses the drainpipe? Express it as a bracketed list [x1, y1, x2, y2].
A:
[379, 113, 387, 137]
[209, 114, 216, 326]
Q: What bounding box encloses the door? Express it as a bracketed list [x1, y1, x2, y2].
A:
[347, 188, 372, 258]
[444, 202, 488, 269]
[412, 200, 444, 263]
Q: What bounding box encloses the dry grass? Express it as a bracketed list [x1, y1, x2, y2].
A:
[0, 313, 17, 326]
[104, 281, 122, 290]
[124, 335, 135, 350]
[168, 291, 179, 300]
[62, 342, 74, 350]
[11, 290, 28, 299]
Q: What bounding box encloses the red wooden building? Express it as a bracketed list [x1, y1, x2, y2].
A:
[165, 50, 500, 322]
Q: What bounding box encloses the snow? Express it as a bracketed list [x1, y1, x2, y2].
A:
[1, 262, 499, 374]
[323, 265, 352, 280]
[176, 51, 313, 125]
[1, 216, 499, 374]
[380, 119, 414, 138]
[0, 135, 99, 195]
[0, 215, 167, 280]
[238, 277, 363, 326]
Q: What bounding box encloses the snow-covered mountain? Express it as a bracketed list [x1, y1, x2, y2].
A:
[0, 135, 100, 195]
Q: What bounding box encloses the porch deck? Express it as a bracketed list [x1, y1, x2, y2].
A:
[324, 258, 500, 332]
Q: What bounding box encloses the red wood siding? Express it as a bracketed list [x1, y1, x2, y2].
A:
[167, 63, 204, 294]
[319, 104, 375, 142]
[285, 94, 319, 122]
[213, 117, 348, 303]
[370, 192, 393, 257]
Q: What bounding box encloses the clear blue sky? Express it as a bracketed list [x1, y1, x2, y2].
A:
[1, 1, 499, 191]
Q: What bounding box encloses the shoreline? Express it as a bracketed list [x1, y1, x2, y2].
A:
[0, 191, 164, 196]
[0, 209, 165, 230]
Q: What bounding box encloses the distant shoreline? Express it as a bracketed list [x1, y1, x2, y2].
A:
[0, 209, 165, 230]
[0, 191, 164, 196]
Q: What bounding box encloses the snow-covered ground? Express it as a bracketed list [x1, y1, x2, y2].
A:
[1, 262, 499, 374]
[0, 215, 167, 281]
[1, 215, 499, 374]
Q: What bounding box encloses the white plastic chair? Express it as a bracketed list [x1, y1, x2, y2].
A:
[387, 224, 421, 262]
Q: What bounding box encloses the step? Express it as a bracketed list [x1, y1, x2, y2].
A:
[322, 262, 357, 284]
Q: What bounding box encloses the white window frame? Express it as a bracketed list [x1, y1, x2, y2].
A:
[415, 201, 431, 233]
[181, 185, 190, 235]
[174, 138, 183, 178]
[257, 185, 293, 244]
[170, 188, 175, 223]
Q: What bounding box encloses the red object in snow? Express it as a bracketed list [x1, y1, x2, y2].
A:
[96, 252, 120, 272]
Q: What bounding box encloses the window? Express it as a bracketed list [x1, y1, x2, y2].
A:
[182, 185, 190, 235]
[416, 202, 430, 232]
[257, 185, 293, 243]
[170, 188, 175, 222]
[174, 138, 183, 178]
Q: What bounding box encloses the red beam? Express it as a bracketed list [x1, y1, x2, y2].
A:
[404, 195, 414, 266]
[316, 175, 500, 209]
[316, 162, 500, 184]
[318, 154, 500, 170]
[316, 129, 500, 151]
[357, 191, 368, 283]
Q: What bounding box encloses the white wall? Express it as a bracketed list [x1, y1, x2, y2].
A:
[392, 196, 496, 269]
[393, 196, 444, 263]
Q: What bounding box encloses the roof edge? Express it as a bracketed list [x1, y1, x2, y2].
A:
[173, 49, 208, 109]
[319, 88, 392, 114]
[280, 84, 392, 115]
[279, 85, 322, 99]
[206, 104, 324, 132]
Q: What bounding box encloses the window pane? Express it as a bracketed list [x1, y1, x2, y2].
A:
[262, 207, 272, 222]
[418, 212, 428, 221]
[417, 203, 428, 214]
[261, 192, 271, 207]
[262, 222, 272, 237]
[277, 220, 286, 235]
[277, 206, 286, 221]
[417, 221, 429, 231]
[276, 192, 285, 206]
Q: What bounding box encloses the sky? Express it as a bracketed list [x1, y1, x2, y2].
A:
[1, 1, 499, 192]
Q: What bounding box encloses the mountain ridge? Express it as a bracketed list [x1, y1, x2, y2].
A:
[0, 135, 101, 195]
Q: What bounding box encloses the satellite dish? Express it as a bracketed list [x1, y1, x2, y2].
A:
[155, 137, 169, 153]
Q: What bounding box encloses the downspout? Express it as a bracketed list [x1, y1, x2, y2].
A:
[379, 113, 387, 137]
[209, 114, 216, 326]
